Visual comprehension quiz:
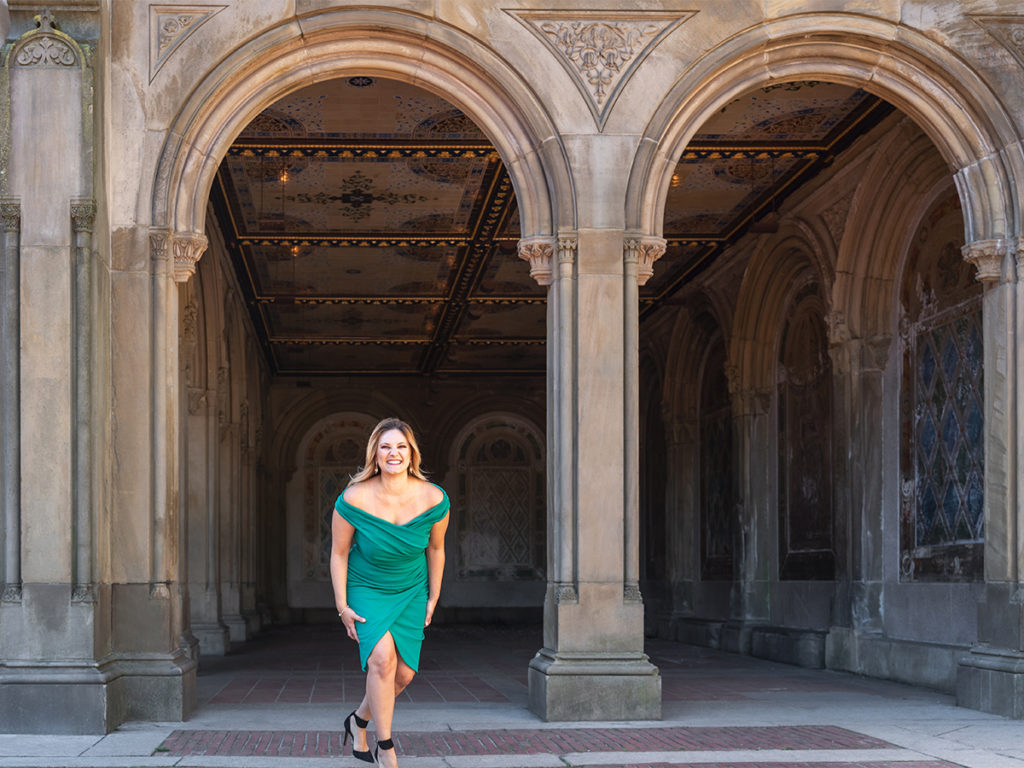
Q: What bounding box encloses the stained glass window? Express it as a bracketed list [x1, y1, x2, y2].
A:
[898, 194, 983, 582]
[901, 307, 984, 580]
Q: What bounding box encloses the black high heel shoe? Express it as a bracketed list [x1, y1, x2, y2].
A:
[374, 737, 394, 766]
[343, 710, 373, 763]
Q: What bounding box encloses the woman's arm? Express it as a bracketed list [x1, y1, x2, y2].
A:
[330, 511, 364, 642]
[424, 513, 449, 627]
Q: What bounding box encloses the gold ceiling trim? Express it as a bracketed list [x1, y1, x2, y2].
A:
[238, 235, 470, 247]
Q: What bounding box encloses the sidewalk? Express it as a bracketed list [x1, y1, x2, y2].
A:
[2, 625, 1024, 768]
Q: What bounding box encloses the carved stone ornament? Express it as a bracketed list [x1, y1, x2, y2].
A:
[623, 583, 643, 602]
[187, 387, 207, 415]
[171, 232, 209, 283]
[507, 11, 696, 129]
[13, 10, 79, 68]
[1, 584, 22, 603]
[1, 200, 21, 233]
[972, 16, 1024, 72]
[181, 297, 198, 344]
[518, 236, 556, 286]
[554, 582, 578, 604]
[625, 236, 667, 286]
[70, 200, 96, 233]
[557, 236, 578, 265]
[150, 5, 227, 81]
[71, 584, 96, 603]
[825, 309, 851, 346]
[150, 229, 171, 261]
[961, 238, 1007, 283]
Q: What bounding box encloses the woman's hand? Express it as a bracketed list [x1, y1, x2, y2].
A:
[424, 598, 437, 628]
[339, 606, 366, 642]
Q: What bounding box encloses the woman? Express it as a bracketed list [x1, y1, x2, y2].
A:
[330, 417, 449, 767]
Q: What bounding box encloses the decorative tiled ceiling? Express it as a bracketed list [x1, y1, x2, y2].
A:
[210, 78, 891, 375]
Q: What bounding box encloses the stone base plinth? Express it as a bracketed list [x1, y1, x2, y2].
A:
[194, 623, 231, 656]
[957, 645, 1024, 719]
[528, 647, 661, 721]
[0, 650, 196, 734]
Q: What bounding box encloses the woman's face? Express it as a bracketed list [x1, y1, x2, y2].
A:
[377, 428, 411, 476]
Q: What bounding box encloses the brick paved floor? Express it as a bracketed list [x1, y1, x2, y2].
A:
[174, 624, 1007, 767]
[160, 724, 892, 756]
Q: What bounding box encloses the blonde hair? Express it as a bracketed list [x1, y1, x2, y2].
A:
[347, 417, 429, 487]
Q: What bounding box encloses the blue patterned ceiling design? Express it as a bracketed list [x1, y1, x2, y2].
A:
[211, 77, 891, 375]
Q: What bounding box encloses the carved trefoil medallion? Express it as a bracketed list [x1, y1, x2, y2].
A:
[506, 10, 696, 129]
[150, 5, 227, 82]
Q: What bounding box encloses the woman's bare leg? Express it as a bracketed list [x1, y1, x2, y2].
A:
[363, 633, 401, 767]
[351, 658, 414, 753]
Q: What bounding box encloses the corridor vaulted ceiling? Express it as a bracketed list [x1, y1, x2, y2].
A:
[210, 78, 891, 376]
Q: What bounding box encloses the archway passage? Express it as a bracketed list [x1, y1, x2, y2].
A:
[640, 74, 994, 697]
[184, 77, 549, 659]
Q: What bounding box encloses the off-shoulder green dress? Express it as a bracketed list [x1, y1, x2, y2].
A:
[335, 486, 449, 672]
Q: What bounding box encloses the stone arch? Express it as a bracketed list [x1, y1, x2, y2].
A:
[626, 14, 1021, 248]
[833, 118, 953, 341]
[152, 7, 574, 276]
[731, 229, 829, 396]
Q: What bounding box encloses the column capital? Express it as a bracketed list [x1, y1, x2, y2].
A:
[517, 236, 556, 286]
[171, 233, 209, 283]
[624, 235, 667, 286]
[1, 198, 21, 232]
[70, 199, 96, 233]
[962, 238, 1008, 283]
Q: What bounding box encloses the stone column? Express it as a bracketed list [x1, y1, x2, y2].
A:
[523, 232, 661, 721]
[71, 200, 96, 603]
[957, 238, 1024, 718]
[724, 369, 773, 652]
[1, 199, 21, 603]
[824, 312, 890, 669]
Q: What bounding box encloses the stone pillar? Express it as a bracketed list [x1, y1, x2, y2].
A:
[724, 369, 773, 652]
[523, 232, 661, 722]
[957, 238, 1024, 718]
[0, 13, 108, 734]
[824, 312, 890, 668]
[1, 199, 21, 603]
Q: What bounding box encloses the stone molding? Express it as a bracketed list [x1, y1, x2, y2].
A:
[518, 236, 556, 286]
[507, 10, 695, 128]
[70, 199, 96, 233]
[625, 236, 666, 286]
[11, 10, 80, 68]
[961, 238, 1007, 283]
[623, 583, 643, 602]
[150, 5, 227, 81]
[972, 16, 1024, 72]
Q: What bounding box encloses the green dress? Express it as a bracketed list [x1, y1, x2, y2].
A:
[335, 485, 449, 672]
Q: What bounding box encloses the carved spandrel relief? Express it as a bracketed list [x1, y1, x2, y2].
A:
[507, 10, 696, 129]
[11, 10, 80, 68]
[972, 16, 1024, 71]
[150, 5, 227, 82]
